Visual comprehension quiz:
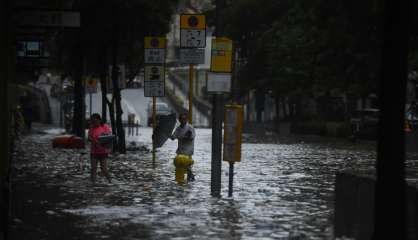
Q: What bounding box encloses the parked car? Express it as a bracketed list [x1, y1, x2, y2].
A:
[147, 102, 173, 126]
[350, 108, 380, 140]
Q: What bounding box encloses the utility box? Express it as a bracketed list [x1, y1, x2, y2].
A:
[223, 105, 243, 162]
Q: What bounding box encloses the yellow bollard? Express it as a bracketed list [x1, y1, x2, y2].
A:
[174, 154, 194, 184]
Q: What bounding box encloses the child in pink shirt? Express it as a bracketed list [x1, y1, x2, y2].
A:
[88, 113, 112, 183]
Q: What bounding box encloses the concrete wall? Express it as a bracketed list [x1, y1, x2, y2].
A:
[334, 171, 418, 240]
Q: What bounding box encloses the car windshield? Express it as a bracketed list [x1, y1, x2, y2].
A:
[156, 104, 168, 111]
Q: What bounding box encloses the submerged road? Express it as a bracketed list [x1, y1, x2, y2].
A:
[9, 126, 418, 239]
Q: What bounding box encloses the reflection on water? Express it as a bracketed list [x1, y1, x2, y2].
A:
[14, 127, 418, 239]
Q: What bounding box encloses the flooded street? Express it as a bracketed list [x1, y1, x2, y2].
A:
[9, 127, 418, 239]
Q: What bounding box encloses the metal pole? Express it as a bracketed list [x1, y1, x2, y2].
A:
[211, 95, 223, 197]
[228, 162, 234, 197]
[89, 92, 92, 117]
[211, 0, 225, 197]
[373, 0, 410, 239]
[189, 64, 194, 123]
[136, 120, 139, 136]
[59, 100, 63, 127]
[152, 96, 157, 166]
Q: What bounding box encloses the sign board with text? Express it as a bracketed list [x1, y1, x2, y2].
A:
[144, 81, 165, 97]
[180, 14, 206, 48]
[85, 78, 98, 94]
[211, 37, 233, 73]
[144, 49, 165, 64]
[223, 105, 243, 162]
[144, 37, 166, 49]
[179, 48, 205, 64]
[144, 66, 165, 97]
[207, 72, 231, 93]
[15, 10, 80, 28]
[144, 37, 166, 64]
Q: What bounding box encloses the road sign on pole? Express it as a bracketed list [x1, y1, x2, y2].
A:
[144, 37, 166, 64]
[207, 72, 231, 93]
[144, 36, 166, 98]
[223, 104, 243, 197]
[179, 48, 205, 64]
[14, 10, 80, 28]
[180, 14, 206, 48]
[211, 37, 233, 73]
[223, 105, 243, 163]
[144, 65, 165, 97]
[85, 77, 98, 94]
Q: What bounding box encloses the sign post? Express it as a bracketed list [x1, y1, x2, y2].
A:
[189, 64, 194, 123]
[223, 105, 243, 197]
[180, 14, 206, 123]
[144, 37, 166, 165]
[208, 37, 233, 92]
[208, 35, 234, 197]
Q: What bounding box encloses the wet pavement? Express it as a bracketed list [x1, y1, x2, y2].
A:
[8, 125, 418, 239]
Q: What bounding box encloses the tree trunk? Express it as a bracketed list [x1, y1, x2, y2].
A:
[72, 39, 85, 138]
[106, 98, 117, 152]
[281, 98, 288, 120]
[111, 19, 126, 154]
[274, 93, 281, 134]
[100, 45, 108, 123]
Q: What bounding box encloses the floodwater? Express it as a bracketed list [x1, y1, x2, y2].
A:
[9, 127, 418, 239]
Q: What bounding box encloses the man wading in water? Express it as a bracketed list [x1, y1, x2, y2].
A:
[170, 112, 196, 181]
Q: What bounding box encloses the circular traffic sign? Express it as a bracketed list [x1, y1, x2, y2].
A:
[188, 16, 199, 27]
[150, 38, 160, 48]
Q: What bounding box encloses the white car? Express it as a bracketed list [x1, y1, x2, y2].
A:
[147, 102, 173, 126]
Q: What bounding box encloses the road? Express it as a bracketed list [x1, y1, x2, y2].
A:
[10, 125, 418, 239]
[85, 87, 209, 127]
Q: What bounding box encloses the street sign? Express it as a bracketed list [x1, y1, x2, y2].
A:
[207, 72, 231, 93]
[144, 37, 166, 64]
[145, 66, 165, 82]
[85, 78, 98, 94]
[15, 10, 80, 28]
[180, 29, 206, 48]
[180, 14, 206, 29]
[211, 37, 233, 73]
[144, 49, 165, 64]
[180, 14, 206, 48]
[223, 105, 243, 162]
[144, 37, 166, 49]
[179, 48, 205, 64]
[144, 66, 165, 97]
[17, 41, 44, 57]
[144, 81, 165, 97]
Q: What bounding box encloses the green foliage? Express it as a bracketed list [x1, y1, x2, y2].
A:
[217, 0, 382, 100]
[54, 0, 178, 77]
